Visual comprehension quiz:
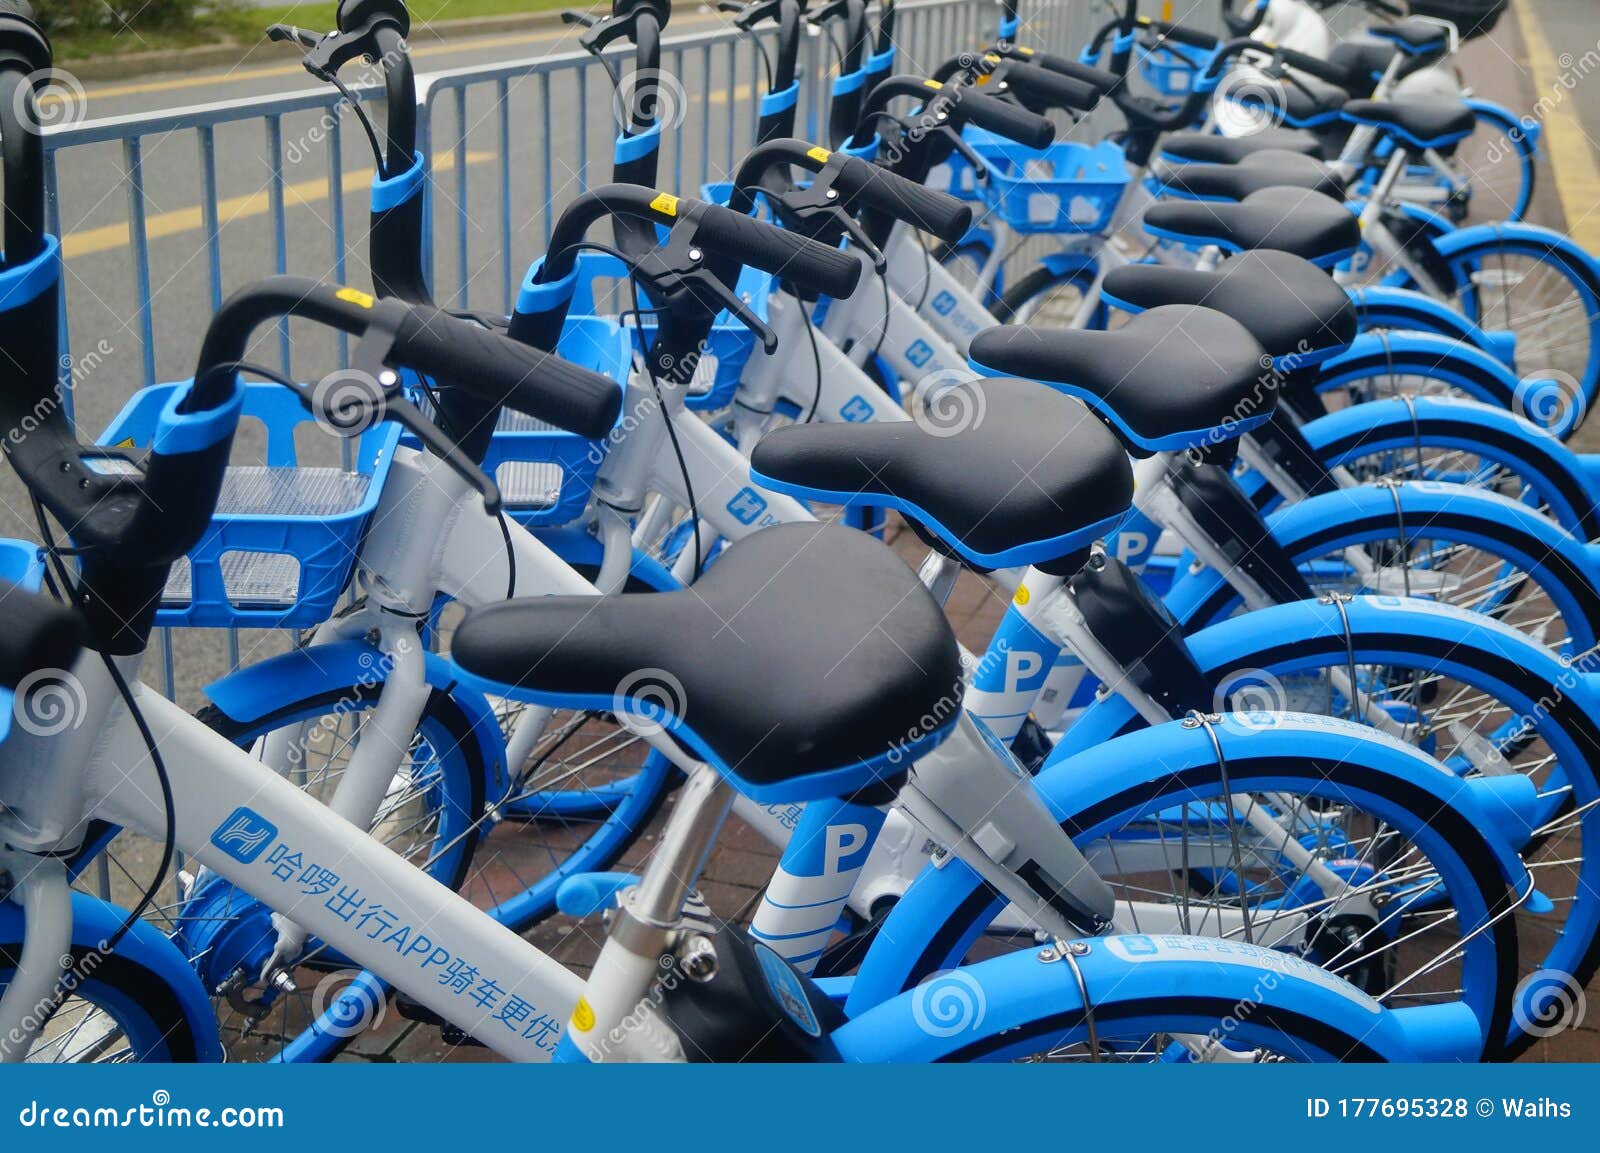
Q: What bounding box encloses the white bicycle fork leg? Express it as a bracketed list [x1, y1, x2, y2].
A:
[0, 857, 71, 1062]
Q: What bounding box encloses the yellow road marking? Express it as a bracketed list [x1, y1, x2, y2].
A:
[62, 150, 493, 260]
[1513, 0, 1600, 251]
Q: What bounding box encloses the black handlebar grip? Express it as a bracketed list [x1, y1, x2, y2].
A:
[394, 305, 623, 439]
[952, 88, 1055, 150]
[833, 155, 972, 243]
[692, 201, 863, 299]
[997, 61, 1100, 113]
[1140, 18, 1221, 51]
[0, 582, 84, 692]
[1271, 44, 1359, 90]
[1015, 51, 1121, 95]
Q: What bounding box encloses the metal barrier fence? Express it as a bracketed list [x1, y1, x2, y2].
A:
[42, 0, 1085, 411]
[40, 0, 1229, 418]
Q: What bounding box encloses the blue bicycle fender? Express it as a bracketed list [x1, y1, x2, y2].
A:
[1288, 396, 1598, 537]
[0, 892, 223, 1062]
[1464, 98, 1539, 220]
[1402, 224, 1600, 404]
[1063, 590, 1600, 760]
[1318, 331, 1534, 424]
[1431, 220, 1600, 284]
[836, 930, 1416, 1062]
[850, 711, 1529, 1038]
[1347, 284, 1515, 364]
[1165, 480, 1600, 650]
[202, 638, 507, 790]
[1047, 714, 1535, 899]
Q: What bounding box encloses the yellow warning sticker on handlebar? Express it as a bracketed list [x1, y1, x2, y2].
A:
[1018, 46, 1035, 56]
[650, 192, 679, 217]
[806, 146, 831, 164]
[336, 287, 375, 310]
[922, 78, 943, 89]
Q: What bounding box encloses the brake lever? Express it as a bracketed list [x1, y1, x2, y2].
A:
[265, 23, 321, 50]
[702, 274, 779, 353]
[938, 125, 990, 181]
[772, 184, 886, 272]
[807, 0, 853, 27]
[287, 327, 505, 514]
[562, 9, 601, 27]
[729, 0, 786, 31]
[834, 211, 885, 272]
[385, 394, 505, 516]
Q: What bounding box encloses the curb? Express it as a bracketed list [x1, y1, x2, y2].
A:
[62, 10, 571, 80]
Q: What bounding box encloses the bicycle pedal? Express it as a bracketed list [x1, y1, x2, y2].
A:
[393, 993, 487, 1047]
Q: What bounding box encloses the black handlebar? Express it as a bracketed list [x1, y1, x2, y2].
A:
[1134, 15, 1221, 52]
[394, 304, 623, 439]
[0, 581, 84, 692]
[832, 153, 971, 243]
[949, 82, 1055, 149]
[1270, 43, 1363, 89]
[692, 199, 863, 299]
[985, 57, 1100, 113]
[0, 8, 49, 262]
